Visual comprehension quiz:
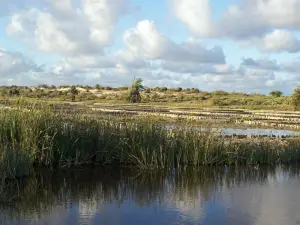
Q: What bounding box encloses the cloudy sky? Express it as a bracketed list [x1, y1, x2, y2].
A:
[1, 0, 300, 94]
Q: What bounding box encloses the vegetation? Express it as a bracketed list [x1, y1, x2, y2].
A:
[95, 84, 101, 90]
[128, 77, 145, 103]
[70, 85, 79, 102]
[293, 86, 300, 110]
[270, 90, 283, 97]
[0, 82, 295, 110]
[1, 101, 300, 180]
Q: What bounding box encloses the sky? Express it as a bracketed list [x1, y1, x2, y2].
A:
[1, 0, 300, 94]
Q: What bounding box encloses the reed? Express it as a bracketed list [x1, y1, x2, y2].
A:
[1, 100, 300, 178]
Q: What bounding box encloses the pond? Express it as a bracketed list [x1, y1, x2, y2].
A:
[166, 124, 300, 137]
[221, 127, 300, 136]
[1, 166, 300, 225]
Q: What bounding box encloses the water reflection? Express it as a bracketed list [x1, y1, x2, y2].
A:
[221, 128, 300, 137]
[1, 166, 300, 225]
[166, 124, 300, 137]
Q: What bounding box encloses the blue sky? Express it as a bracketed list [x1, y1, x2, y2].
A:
[1, 0, 300, 94]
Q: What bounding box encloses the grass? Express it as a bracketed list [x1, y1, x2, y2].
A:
[1, 100, 300, 179]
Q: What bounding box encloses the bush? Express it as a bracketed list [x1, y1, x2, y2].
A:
[104, 86, 113, 91]
[151, 93, 159, 101]
[174, 87, 182, 92]
[191, 88, 200, 93]
[8, 88, 20, 96]
[118, 86, 129, 91]
[160, 87, 168, 92]
[269, 90, 283, 97]
[78, 93, 97, 101]
[37, 84, 49, 89]
[211, 90, 229, 96]
[59, 85, 70, 89]
[293, 86, 300, 110]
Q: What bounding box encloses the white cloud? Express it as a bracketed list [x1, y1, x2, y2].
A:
[171, 0, 213, 37]
[116, 50, 148, 70]
[262, 30, 300, 53]
[124, 20, 184, 60]
[83, 0, 127, 46]
[220, 0, 300, 39]
[241, 58, 281, 71]
[7, 0, 128, 55]
[0, 49, 47, 85]
[3, 0, 300, 94]
[248, 30, 300, 53]
[171, 0, 300, 43]
[35, 12, 88, 54]
[123, 20, 225, 63]
[50, 55, 116, 78]
[0, 49, 42, 78]
[161, 62, 235, 75]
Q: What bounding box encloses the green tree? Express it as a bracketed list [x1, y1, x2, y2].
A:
[70, 86, 79, 102]
[95, 84, 101, 90]
[269, 90, 283, 97]
[128, 77, 145, 103]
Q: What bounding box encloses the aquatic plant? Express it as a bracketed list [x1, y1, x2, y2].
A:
[1, 100, 300, 179]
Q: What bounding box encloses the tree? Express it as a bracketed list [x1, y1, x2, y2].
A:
[70, 86, 79, 102]
[128, 77, 145, 103]
[191, 88, 200, 93]
[293, 86, 300, 110]
[269, 90, 283, 97]
[95, 84, 101, 90]
[8, 88, 20, 96]
[174, 87, 182, 92]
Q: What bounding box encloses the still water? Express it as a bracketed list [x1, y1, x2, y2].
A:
[1, 166, 300, 225]
[221, 128, 300, 136]
[166, 124, 300, 137]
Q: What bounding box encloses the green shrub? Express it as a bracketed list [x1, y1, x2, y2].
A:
[269, 90, 283, 97]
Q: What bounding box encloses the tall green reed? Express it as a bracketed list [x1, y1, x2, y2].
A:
[1, 100, 300, 179]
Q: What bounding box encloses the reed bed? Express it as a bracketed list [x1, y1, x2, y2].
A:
[1, 101, 300, 178]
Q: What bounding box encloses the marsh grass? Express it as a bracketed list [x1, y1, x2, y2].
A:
[1, 100, 300, 179]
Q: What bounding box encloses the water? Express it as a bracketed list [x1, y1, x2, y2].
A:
[1, 166, 300, 225]
[166, 124, 300, 137]
[221, 128, 300, 136]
